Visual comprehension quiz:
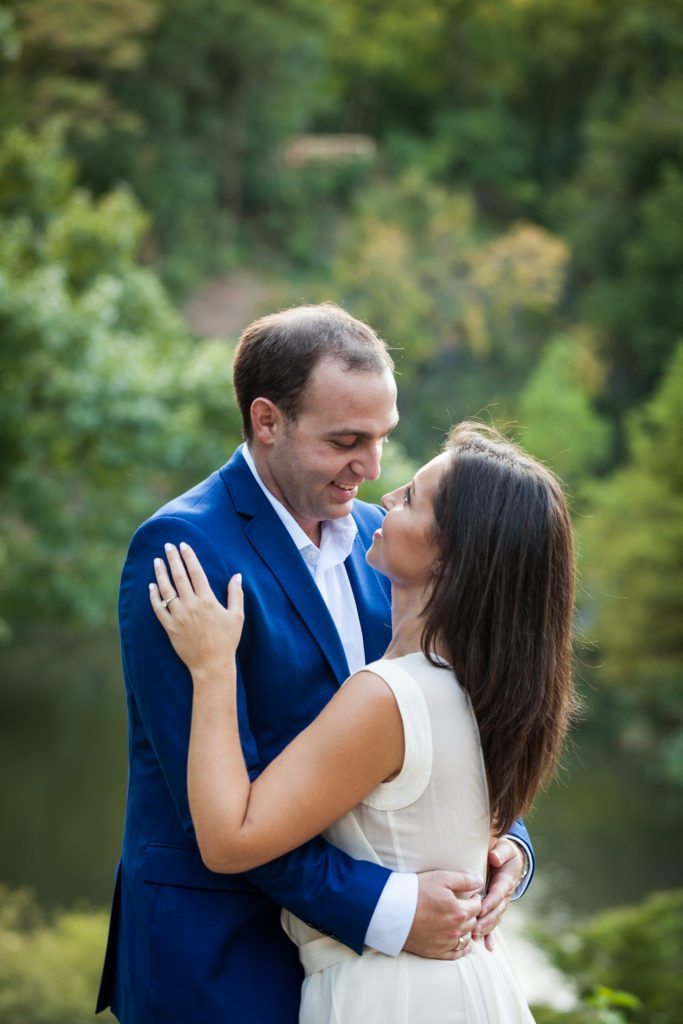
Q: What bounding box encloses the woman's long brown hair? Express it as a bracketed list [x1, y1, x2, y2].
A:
[421, 422, 579, 834]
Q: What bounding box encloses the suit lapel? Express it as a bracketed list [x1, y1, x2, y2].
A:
[345, 529, 393, 665]
[221, 449, 350, 686]
[245, 513, 351, 685]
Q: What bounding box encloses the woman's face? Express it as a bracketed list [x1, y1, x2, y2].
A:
[367, 451, 451, 586]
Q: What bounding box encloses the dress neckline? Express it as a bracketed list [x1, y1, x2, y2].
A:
[382, 650, 451, 668]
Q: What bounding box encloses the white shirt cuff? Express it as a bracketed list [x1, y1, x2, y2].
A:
[364, 872, 418, 956]
[506, 835, 534, 900]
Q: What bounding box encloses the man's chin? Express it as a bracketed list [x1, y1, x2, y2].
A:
[324, 500, 355, 520]
[323, 488, 358, 517]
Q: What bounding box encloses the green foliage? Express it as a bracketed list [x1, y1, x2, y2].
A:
[517, 334, 613, 488]
[0, 121, 75, 219]
[0, 5, 20, 63]
[44, 187, 150, 291]
[334, 171, 568, 371]
[330, 169, 569, 454]
[0, 0, 156, 137]
[261, 158, 376, 271]
[0, 886, 114, 1024]
[0, 126, 241, 635]
[533, 989, 638, 1024]
[580, 343, 683, 777]
[86, 0, 331, 292]
[563, 77, 683, 409]
[532, 890, 683, 1024]
[534, 989, 639, 1024]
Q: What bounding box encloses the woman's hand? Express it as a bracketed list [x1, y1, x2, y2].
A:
[149, 542, 244, 683]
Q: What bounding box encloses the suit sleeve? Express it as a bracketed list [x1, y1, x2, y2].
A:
[119, 514, 390, 953]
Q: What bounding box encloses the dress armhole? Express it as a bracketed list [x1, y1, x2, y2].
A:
[360, 659, 433, 811]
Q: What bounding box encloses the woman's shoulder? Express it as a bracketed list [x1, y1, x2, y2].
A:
[368, 653, 472, 717]
[368, 651, 455, 683]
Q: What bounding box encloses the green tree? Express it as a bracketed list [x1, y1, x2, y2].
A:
[562, 78, 683, 413]
[0, 0, 335, 292]
[0, 126, 241, 635]
[0, 0, 156, 137]
[331, 170, 569, 457]
[580, 342, 683, 780]
[517, 333, 613, 489]
[86, 0, 332, 291]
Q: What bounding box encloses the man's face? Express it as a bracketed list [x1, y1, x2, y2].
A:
[262, 358, 398, 540]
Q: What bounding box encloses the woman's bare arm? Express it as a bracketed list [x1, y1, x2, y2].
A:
[150, 543, 404, 874]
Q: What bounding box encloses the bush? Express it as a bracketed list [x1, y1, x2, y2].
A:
[0, 886, 114, 1023]
[531, 890, 683, 1024]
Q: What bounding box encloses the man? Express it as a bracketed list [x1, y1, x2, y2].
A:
[97, 304, 533, 1023]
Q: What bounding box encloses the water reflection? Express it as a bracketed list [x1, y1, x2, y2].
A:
[1, 628, 681, 920]
[527, 723, 683, 917]
[1, 628, 127, 908]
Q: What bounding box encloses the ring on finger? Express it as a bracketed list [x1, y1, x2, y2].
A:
[161, 593, 178, 609]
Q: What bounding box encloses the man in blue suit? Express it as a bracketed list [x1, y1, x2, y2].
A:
[97, 303, 533, 1023]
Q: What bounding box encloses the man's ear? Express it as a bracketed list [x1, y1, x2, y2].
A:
[250, 397, 282, 445]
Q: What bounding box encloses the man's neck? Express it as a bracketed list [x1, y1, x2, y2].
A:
[245, 443, 323, 547]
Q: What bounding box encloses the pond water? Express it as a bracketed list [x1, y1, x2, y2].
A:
[1, 627, 681, 1003]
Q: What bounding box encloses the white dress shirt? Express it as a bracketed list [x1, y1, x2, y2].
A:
[242, 444, 417, 955]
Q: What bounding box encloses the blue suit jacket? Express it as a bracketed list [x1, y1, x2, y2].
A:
[97, 447, 533, 1023]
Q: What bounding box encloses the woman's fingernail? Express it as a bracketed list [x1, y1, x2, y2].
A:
[164, 543, 173, 552]
[179, 541, 188, 550]
[149, 583, 155, 591]
[234, 573, 242, 584]
[154, 558, 162, 568]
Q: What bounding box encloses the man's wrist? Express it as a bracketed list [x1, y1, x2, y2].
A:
[364, 872, 418, 956]
[515, 843, 530, 884]
[505, 836, 533, 899]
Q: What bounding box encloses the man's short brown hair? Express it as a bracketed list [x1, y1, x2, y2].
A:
[233, 303, 394, 440]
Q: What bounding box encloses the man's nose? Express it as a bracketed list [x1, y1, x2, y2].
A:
[351, 441, 383, 482]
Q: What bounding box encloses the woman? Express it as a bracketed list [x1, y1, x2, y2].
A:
[150, 421, 577, 1022]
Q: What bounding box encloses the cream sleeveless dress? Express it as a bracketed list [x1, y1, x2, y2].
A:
[282, 652, 535, 1023]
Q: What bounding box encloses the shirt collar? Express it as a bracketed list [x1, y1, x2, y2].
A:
[241, 444, 357, 569]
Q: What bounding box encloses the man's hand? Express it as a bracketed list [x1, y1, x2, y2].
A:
[404, 870, 483, 960]
[473, 838, 526, 951]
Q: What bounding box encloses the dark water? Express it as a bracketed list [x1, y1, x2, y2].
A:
[1, 628, 681, 918]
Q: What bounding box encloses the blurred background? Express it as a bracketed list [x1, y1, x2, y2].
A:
[0, 1, 681, 1021]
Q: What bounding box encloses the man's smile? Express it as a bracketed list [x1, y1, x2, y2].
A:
[329, 480, 359, 501]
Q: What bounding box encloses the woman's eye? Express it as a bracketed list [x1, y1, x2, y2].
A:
[403, 486, 412, 506]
